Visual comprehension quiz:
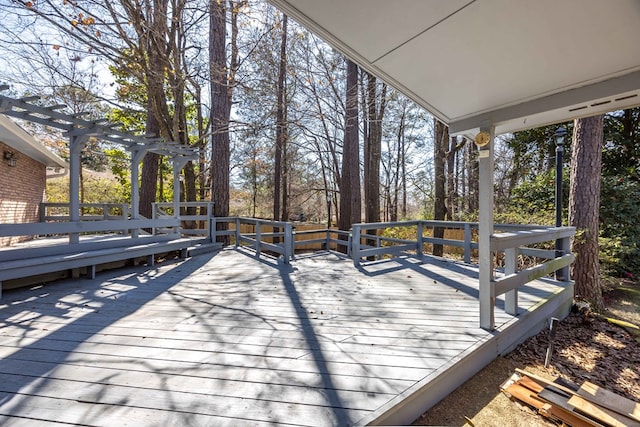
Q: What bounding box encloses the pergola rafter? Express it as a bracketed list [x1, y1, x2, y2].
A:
[0, 87, 200, 243]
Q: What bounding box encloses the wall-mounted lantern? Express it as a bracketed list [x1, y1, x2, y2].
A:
[3, 150, 17, 167]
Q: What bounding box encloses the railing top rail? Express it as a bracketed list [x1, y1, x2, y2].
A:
[0, 218, 179, 237]
[42, 202, 128, 208]
[351, 220, 556, 231]
[491, 226, 576, 251]
[216, 217, 292, 228]
[153, 201, 214, 207]
[352, 220, 422, 229]
[494, 223, 551, 231]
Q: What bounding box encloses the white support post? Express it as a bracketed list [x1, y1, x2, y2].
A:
[478, 126, 496, 330]
[504, 247, 518, 315]
[68, 133, 89, 244]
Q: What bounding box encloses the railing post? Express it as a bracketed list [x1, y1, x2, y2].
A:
[284, 222, 293, 264]
[504, 247, 518, 315]
[464, 223, 472, 264]
[235, 217, 241, 248]
[417, 222, 424, 258]
[211, 217, 217, 243]
[255, 220, 262, 257]
[559, 235, 571, 281]
[151, 203, 157, 236]
[325, 229, 331, 251]
[352, 226, 360, 266]
[39, 203, 46, 222]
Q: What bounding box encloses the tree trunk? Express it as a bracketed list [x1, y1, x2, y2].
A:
[273, 14, 288, 222]
[468, 141, 479, 213]
[569, 114, 605, 311]
[338, 59, 361, 234]
[364, 72, 386, 224]
[209, 0, 233, 242]
[446, 136, 456, 220]
[140, 99, 161, 219]
[433, 118, 448, 256]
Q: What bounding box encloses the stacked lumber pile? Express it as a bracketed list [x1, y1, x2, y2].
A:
[501, 368, 640, 427]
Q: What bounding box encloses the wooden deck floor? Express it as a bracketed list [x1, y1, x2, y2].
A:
[0, 248, 573, 426]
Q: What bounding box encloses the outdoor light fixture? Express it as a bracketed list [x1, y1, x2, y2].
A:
[554, 125, 567, 280]
[3, 150, 17, 167]
[474, 130, 491, 147]
[554, 126, 567, 147]
[553, 126, 567, 228]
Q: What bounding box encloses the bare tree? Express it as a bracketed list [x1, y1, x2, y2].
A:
[210, 0, 239, 233]
[273, 14, 288, 221]
[338, 59, 361, 231]
[363, 72, 386, 223]
[433, 118, 448, 256]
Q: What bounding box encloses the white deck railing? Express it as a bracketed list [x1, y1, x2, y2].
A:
[348, 220, 575, 330]
[486, 226, 575, 328]
[152, 201, 215, 238]
[40, 202, 130, 222]
[292, 228, 351, 254]
[211, 217, 295, 263]
[3, 210, 576, 329]
[350, 220, 546, 265]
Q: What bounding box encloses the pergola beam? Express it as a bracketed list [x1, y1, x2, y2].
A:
[0, 90, 199, 159]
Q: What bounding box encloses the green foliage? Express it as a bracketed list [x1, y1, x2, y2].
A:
[506, 168, 569, 225]
[47, 175, 128, 204]
[106, 64, 148, 134]
[602, 108, 640, 178]
[599, 176, 640, 276]
[104, 148, 131, 200]
[381, 225, 416, 242]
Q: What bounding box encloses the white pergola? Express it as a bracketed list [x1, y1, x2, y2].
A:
[0, 87, 199, 243]
[268, 0, 640, 328]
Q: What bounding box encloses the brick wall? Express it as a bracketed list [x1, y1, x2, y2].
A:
[0, 141, 46, 246]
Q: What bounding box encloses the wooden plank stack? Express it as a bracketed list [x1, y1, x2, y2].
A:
[501, 369, 640, 427]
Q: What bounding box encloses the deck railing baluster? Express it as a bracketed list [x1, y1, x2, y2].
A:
[504, 247, 518, 315]
[351, 226, 361, 265]
[464, 223, 472, 264]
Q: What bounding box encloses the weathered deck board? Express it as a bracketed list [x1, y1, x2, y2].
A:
[0, 249, 573, 426]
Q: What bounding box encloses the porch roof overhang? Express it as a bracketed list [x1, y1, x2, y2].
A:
[0, 114, 67, 168]
[268, 0, 640, 137]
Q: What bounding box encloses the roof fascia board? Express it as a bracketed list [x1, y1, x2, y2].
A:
[0, 115, 67, 168]
[449, 69, 640, 135]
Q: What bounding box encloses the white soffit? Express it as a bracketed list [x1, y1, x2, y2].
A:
[269, 0, 640, 136]
[0, 115, 67, 168]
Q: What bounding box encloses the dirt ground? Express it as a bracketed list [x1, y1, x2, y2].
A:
[413, 280, 640, 426]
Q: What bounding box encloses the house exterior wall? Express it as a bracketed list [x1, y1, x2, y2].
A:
[0, 140, 46, 246]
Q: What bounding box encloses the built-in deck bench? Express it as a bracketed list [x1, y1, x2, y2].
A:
[0, 218, 216, 299]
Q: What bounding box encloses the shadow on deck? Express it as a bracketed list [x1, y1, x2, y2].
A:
[0, 248, 573, 426]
